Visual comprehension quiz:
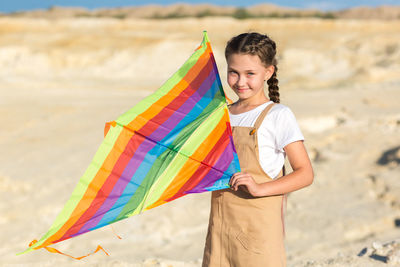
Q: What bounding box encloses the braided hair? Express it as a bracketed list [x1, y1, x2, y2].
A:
[225, 32, 280, 103]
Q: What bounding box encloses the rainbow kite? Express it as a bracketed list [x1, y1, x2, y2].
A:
[21, 31, 240, 256]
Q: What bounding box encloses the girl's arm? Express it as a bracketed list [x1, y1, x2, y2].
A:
[230, 140, 314, 197]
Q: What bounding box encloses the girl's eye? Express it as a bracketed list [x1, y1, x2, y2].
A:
[247, 73, 254, 76]
[228, 71, 238, 76]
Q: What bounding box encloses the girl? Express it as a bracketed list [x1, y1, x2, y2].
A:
[202, 32, 314, 267]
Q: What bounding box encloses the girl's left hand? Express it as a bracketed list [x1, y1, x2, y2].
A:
[229, 172, 262, 197]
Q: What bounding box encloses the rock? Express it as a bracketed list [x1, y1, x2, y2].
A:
[360, 239, 400, 265]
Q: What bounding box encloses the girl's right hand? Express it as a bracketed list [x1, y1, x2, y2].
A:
[229, 172, 264, 197]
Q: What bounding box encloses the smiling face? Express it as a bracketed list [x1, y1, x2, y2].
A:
[227, 53, 274, 104]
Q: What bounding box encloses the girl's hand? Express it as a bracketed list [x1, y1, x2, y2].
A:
[229, 172, 263, 197]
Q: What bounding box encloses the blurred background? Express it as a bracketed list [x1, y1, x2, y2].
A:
[1, 1, 399, 266]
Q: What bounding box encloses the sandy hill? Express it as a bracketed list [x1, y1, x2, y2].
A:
[337, 5, 400, 19]
[3, 4, 400, 20]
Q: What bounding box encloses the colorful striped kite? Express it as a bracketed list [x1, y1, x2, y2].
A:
[21, 31, 240, 256]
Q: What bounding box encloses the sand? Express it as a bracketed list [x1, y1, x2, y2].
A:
[1, 17, 399, 266]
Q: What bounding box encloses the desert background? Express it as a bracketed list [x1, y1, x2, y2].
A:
[1, 3, 400, 266]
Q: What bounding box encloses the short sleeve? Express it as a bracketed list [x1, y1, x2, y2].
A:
[273, 106, 304, 152]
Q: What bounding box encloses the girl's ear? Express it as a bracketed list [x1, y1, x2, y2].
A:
[264, 65, 275, 81]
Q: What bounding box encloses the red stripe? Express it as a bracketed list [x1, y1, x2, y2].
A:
[226, 121, 233, 136]
[166, 128, 230, 202]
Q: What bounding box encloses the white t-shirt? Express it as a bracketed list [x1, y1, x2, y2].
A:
[229, 101, 304, 179]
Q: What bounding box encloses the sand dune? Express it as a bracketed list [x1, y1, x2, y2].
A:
[0, 17, 399, 266]
[0, 17, 399, 91]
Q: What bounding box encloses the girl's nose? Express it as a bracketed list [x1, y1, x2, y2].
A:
[237, 75, 246, 87]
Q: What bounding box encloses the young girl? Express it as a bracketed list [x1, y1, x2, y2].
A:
[202, 32, 314, 266]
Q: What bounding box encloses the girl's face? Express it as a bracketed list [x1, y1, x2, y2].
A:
[227, 53, 274, 103]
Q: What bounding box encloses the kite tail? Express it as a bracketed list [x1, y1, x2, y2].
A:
[22, 239, 109, 260]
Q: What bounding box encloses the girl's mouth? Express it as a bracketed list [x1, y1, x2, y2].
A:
[236, 88, 249, 92]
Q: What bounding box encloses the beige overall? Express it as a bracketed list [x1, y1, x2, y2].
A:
[202, 103, 286, 267]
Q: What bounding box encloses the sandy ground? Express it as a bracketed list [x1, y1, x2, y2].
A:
[1, 17, 400, 266]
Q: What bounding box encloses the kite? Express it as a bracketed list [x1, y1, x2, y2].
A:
[20, 31, 240, 257]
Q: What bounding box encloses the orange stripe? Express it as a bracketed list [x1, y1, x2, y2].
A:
[146, 112, 228, 210]
[38, 45, 213, 248]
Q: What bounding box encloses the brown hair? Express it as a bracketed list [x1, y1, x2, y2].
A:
[225, 32, 280, 103]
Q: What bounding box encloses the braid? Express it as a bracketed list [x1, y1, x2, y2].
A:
[225, 32, 281, 103]
[267, 65, 280, 103]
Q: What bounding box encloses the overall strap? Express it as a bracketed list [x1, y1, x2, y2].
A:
[254, 103, 275, 129]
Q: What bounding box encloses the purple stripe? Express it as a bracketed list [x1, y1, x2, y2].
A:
[186, 144, 234, 193]
[76, 65, 217, 233]
[229, 135, 237, 153]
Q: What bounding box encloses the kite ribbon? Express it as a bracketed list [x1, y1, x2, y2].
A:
[28, 239, 109, 260]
